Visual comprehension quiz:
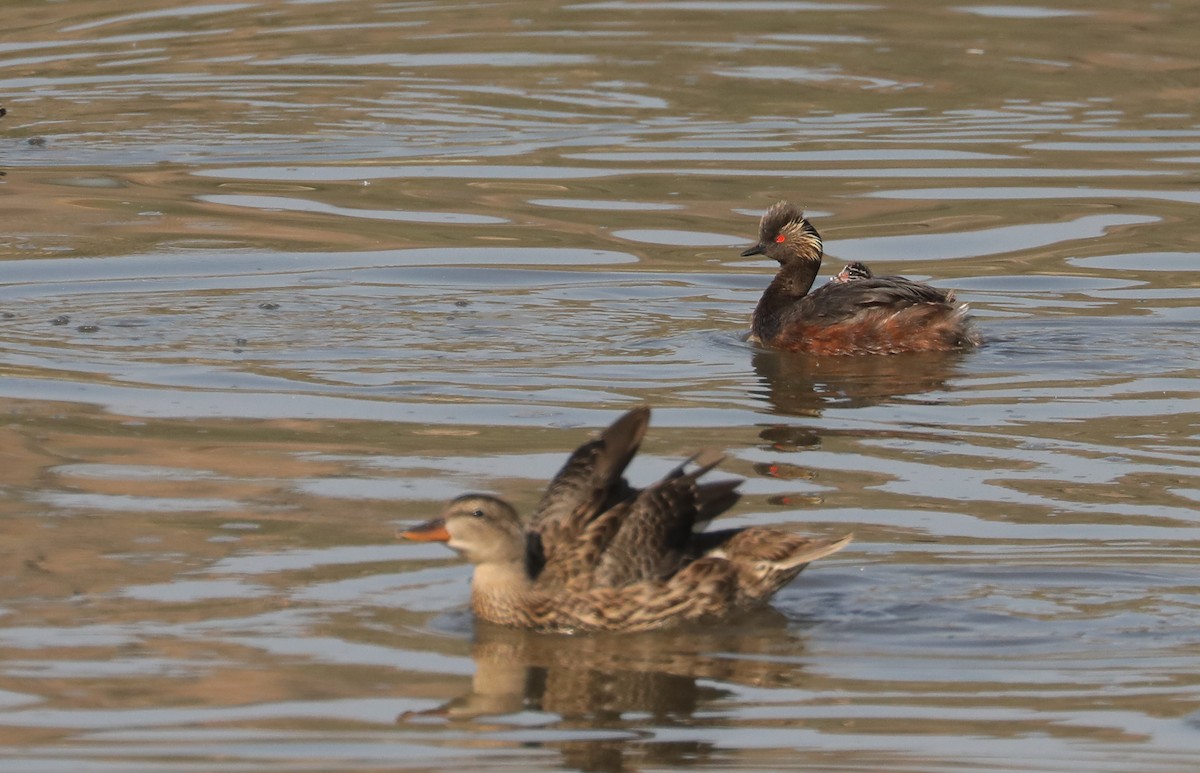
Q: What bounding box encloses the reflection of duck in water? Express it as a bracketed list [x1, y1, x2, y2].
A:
[407, 621, 797, 719]
[401, 407, 851, 633]
[742, 202, 979, 355]
[401, 616, 813, 768]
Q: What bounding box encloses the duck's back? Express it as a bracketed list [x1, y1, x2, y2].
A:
[760, 278, 977, 355]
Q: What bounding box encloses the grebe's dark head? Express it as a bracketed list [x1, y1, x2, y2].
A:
[740, 201, 822, 265]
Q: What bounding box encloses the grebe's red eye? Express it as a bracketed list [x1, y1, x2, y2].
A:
[774, 234, 786, 243]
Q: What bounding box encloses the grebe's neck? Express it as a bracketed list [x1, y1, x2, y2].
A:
[752, 259, 821, 341]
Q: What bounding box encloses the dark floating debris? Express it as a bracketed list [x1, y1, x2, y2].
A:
[76, 324, 100, 333]
[753, 461, 816, 481]
[767, 493, 823, 507]
[235, 337, 248, 347]
[758, 425, 821, 450]
[50, 315, 70, 326]
[1, 311, 15, 320]
[258, 302, 280, 310]
[27, 137, 46, 147]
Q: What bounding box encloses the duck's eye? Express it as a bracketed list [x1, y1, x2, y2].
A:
[471, 508, 485, 519]
[774, 234, 787, 243]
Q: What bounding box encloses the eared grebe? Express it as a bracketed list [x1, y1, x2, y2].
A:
[401, 407, 851, 633]
[742, 202, 978, 355]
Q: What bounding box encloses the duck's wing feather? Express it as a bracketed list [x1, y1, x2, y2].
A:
[693, 479, 742, 531]
[591, 454, 739, 587]
[529, 407, 649, 534]
[590, 480, 697, 588]
[689, 528, 853, 607]
[695, 528, 852, 566]
[540, 469, 741, 591]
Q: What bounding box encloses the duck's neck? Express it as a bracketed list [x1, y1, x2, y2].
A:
[752, 260, 821, 340]
[470, 561, 537, 625]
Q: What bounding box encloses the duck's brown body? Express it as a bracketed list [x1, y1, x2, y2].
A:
[402, 408, 851, 633]
[744, 202, 979, 355]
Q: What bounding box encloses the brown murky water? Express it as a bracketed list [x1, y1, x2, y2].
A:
[2, 1, 1199, 771]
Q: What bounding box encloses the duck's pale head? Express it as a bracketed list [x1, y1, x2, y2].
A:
[401, 493, 525, 566]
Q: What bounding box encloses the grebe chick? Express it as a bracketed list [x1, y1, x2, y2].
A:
[832, 261, 874, 283]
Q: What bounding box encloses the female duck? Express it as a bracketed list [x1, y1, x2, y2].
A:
[401, 407, 851, 633]
[743, 202, 979, 355]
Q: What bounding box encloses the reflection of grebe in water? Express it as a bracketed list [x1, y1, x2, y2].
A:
[751, 347, 968, 416]
[742, 202, 979, 355]
[401, 407, 851, 633]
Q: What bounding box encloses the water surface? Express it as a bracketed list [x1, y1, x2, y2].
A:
[2, 1, 1199, 771]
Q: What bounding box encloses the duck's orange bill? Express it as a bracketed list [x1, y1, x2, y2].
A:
[400, 518, 451, 542]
